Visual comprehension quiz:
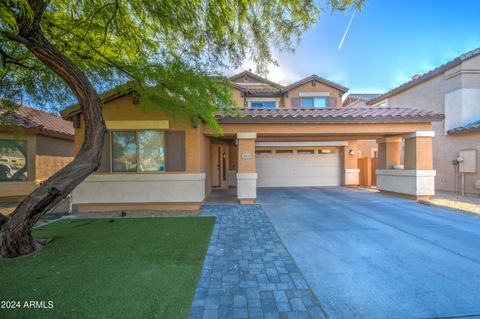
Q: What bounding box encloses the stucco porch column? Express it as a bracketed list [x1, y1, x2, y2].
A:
[376, 136, 402, 169]
[344, 140, 360, 186]
[404, 131, 434, 170]
[376, 131, 436, 200]
[236, 133, 257, 204]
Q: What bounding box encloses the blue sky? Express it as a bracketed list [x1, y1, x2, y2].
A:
[234, 0, 480, 94]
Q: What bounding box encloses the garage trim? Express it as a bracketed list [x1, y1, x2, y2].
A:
[256, 141, 348, 147]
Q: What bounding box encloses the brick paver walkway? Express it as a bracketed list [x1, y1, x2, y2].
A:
[189, 205, 325, 319]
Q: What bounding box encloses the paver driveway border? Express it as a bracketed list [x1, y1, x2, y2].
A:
[189, 204, 326, 319]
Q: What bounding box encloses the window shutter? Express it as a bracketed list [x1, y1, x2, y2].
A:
[291, 97, 300, 108]
[327, 97, 337, 107]
[165, 131, 186, 171]
[98, 131, 110, 172]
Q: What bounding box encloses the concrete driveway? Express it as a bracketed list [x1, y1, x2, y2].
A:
[257, 187, 480, 319]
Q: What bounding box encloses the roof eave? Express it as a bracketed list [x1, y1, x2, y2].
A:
[368, 48, 480, 105]
[282, 76, 349, 94]
[217, 116, 444, 124]
[447, 127, 480, 135]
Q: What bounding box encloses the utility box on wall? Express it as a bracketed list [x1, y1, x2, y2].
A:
[459, 149, 477, 173]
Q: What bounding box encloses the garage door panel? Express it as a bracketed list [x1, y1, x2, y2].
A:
[256, 152, 341, 187]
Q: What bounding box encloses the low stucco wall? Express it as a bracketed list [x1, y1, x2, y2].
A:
[0, 181, 37, 201]
[376, 169, 436, 197]
[72, 173, 206, 205]
[237, 173, 257, 200]
[344, 169, 360, 186]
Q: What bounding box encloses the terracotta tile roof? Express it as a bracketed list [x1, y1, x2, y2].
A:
[217, 107, 444, 124]
[447, 120, 480, 135]
[243, 87, 282, 96]
[368, 47, 480, 105]
[346, 93, 382, 101]
[3, 106, 74, 137]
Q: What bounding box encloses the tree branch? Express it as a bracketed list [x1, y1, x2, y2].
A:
[0, 46, 35, 70]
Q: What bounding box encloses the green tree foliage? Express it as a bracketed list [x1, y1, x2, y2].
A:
[1, 0, 362, 130]
[0, 0, 362, 258]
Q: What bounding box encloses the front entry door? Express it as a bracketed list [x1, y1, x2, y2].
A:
[211, 144, 222, 187]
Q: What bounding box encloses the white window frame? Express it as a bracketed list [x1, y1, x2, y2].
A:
[246, 97, 280, 108]
[298, 92, 330, 97]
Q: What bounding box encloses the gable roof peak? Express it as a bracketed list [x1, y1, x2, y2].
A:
[282, 74, 349, 94]
[228, 70, 283, 89]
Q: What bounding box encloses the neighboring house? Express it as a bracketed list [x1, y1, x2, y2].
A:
[366, 48, 480, 195]
[61, 71, 443, 212]
[0, 106, 75, 201]
[342, 93, 382, 107]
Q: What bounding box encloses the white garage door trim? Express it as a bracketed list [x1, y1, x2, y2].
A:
[256, 150, 341, 187]
[256, 141, 348, 147]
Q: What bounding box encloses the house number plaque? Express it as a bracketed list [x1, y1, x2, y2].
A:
[241, 153, 253, 159]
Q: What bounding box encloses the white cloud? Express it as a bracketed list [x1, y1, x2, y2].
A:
[231, 60, 301, 85]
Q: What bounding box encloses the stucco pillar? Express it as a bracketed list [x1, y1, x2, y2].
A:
[376, 136, 402, 169]
[236, 133, 257, 204]
[376, 131, 436, 200]
[403, 132, 434, 170]
[344, 140, 360, 185]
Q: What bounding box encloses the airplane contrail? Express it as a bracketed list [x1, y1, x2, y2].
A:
[338, 10, 356, 50]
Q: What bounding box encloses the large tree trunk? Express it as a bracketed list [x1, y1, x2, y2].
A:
[0, 0, 106, 258]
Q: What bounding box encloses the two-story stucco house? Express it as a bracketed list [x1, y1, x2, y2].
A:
[61, 71, 443, 212]
[342, 93, 382, 108]
[366, 48, 480, 195]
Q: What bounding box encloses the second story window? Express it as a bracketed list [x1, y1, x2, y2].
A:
[250, 101, 276, 108]
[301, 97, 327, 108]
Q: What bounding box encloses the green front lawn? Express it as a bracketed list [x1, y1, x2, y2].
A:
[0, 217, 214, 319]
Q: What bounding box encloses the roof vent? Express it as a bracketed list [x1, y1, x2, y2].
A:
[412, 74, 421, 80]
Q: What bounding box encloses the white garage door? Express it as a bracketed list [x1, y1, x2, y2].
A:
[256, 149, 341, 187]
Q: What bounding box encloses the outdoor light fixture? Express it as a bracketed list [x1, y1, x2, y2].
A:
[348, 149, 354, 155]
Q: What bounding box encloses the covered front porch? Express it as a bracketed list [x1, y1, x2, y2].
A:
[207, 108, 443, 204]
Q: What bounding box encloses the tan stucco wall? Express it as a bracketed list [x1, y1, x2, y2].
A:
[284, 81, 342, 107]
[231, 88, 245, 108]
[35, 135, 74, 182]
[74, 95, 207, 175]
[344, 140, 359, 169]
[214, 122, 433, 138]
[357, 140, 377, 158]
[380, 59, 480, 194]
[0, 131, 37, 200]
[343, 99, 369, 108]
[1, 130, 74, 200]
[404, 136, 433, 170]
[237, 138, 256, 173]
[230, 80, 343, 108]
